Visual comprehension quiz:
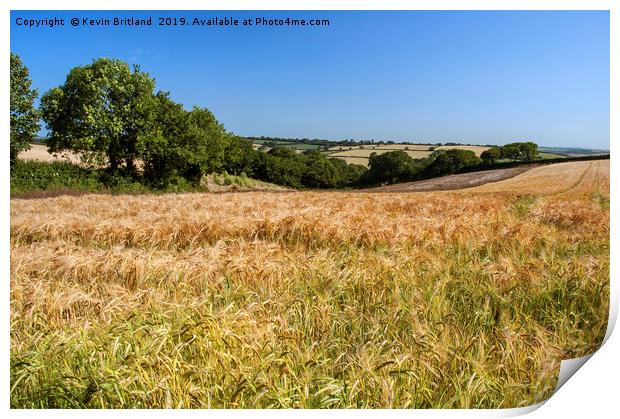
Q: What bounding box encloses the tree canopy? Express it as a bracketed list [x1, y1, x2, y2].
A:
[10, 52, 39, 164]
[363, 150, 420, 184]
[40, 58, 235, 186]
[41, 58, 157, 174]
[480, 147, 502, 164]
[500, 142, 539, 161]
[425, 149, 482, 176]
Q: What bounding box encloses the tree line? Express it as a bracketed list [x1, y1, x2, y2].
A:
[359, 148, 482, 185]
[480, 142, 538, 164]
[10, 53, 540, 190]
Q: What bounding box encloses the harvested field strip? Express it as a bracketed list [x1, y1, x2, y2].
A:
[365, 166, 534, 193]
[329, 149, 431, 158]
[466, 160, 608, 195]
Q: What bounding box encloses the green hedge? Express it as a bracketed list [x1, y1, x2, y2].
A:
[11, 160, 101, 194]
[10, 160, 150, 196]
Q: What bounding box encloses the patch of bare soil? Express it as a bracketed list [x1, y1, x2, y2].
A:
[364, 166, 537, 192]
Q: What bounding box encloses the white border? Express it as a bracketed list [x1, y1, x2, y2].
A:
[2, 1, 616, 418]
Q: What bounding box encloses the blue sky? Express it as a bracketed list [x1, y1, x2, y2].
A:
[10, 10, 609, 149]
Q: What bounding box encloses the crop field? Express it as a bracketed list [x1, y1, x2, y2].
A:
[367, 166, 534, 193]
[10, 160, 609, 408]
[334, 156, 371, 166]
[329, 149, 431, 159]
[328, 145, 374, 151]
[538, 147, 610, 157]
[537, 152, 567, 160]
[373, 144, 433, 151]
[19, 144, 82, 165]
[328, 144, 433, 152]
[325, 144, 492, 166]
[328, 148, 432, 166]
[278, 143, 322, 150]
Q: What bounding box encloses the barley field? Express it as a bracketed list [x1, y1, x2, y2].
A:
[330, 149, 431, 159]
[328, 144, 432, 151]
[10, 160, 609, 408]
[374, 144, 433, 151]
[333, 156, 370, 166]
[329, 148, 432, 166]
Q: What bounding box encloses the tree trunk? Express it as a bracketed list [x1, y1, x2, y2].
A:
[126, 158, 135, 177]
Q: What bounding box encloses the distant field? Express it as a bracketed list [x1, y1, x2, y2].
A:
[469, 159, 608, 194]
[19, 144, 81, 165]
[326, 144, 491, 165]
[328, 145, 372, 151]
[435, 145, 490, 156]
[328, 144, 433, 152]
[278, 143, 322, 150]
[328, 149, 377, 157]
[374, 144, 434, 151]
[538, 147, 609, 157]
[336, 156, 371, 166]
[250, 139, 284, 145]
[329, 149, 431, 159]
[537, 152, 567, 159]
[328, 148, 432, 166]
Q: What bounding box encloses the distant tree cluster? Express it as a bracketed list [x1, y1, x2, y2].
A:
[425, 149, 482, 176]
[480, 142, 539, 163]
[249, 148, 367, 189]
[360, 149, 482, 185]
[363, 151, 423, 184]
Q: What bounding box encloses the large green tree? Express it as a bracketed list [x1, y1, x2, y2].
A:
[10, 52, 39, 164]
[301, 151, 339, 188]
[425, 149, 482, 176]
[222, 136, 257, 176]
[40, 58, 156, 174]
[365, 150, 419, 184]
[137, 92, 233, 186]
[516, 141, 538, 161]
[480, 147, 502, 164]
[500, 142, 538, 161]
[263, 148, 306, 189]
[330, 158, 367, 188]
[136, 91, 189, 184]
[186, 106, 229, 175]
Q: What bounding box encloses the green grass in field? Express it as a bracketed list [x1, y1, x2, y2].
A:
[537, 153, 568, 159]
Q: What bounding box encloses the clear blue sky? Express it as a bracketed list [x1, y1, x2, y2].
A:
[10, 10, 609, 149]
